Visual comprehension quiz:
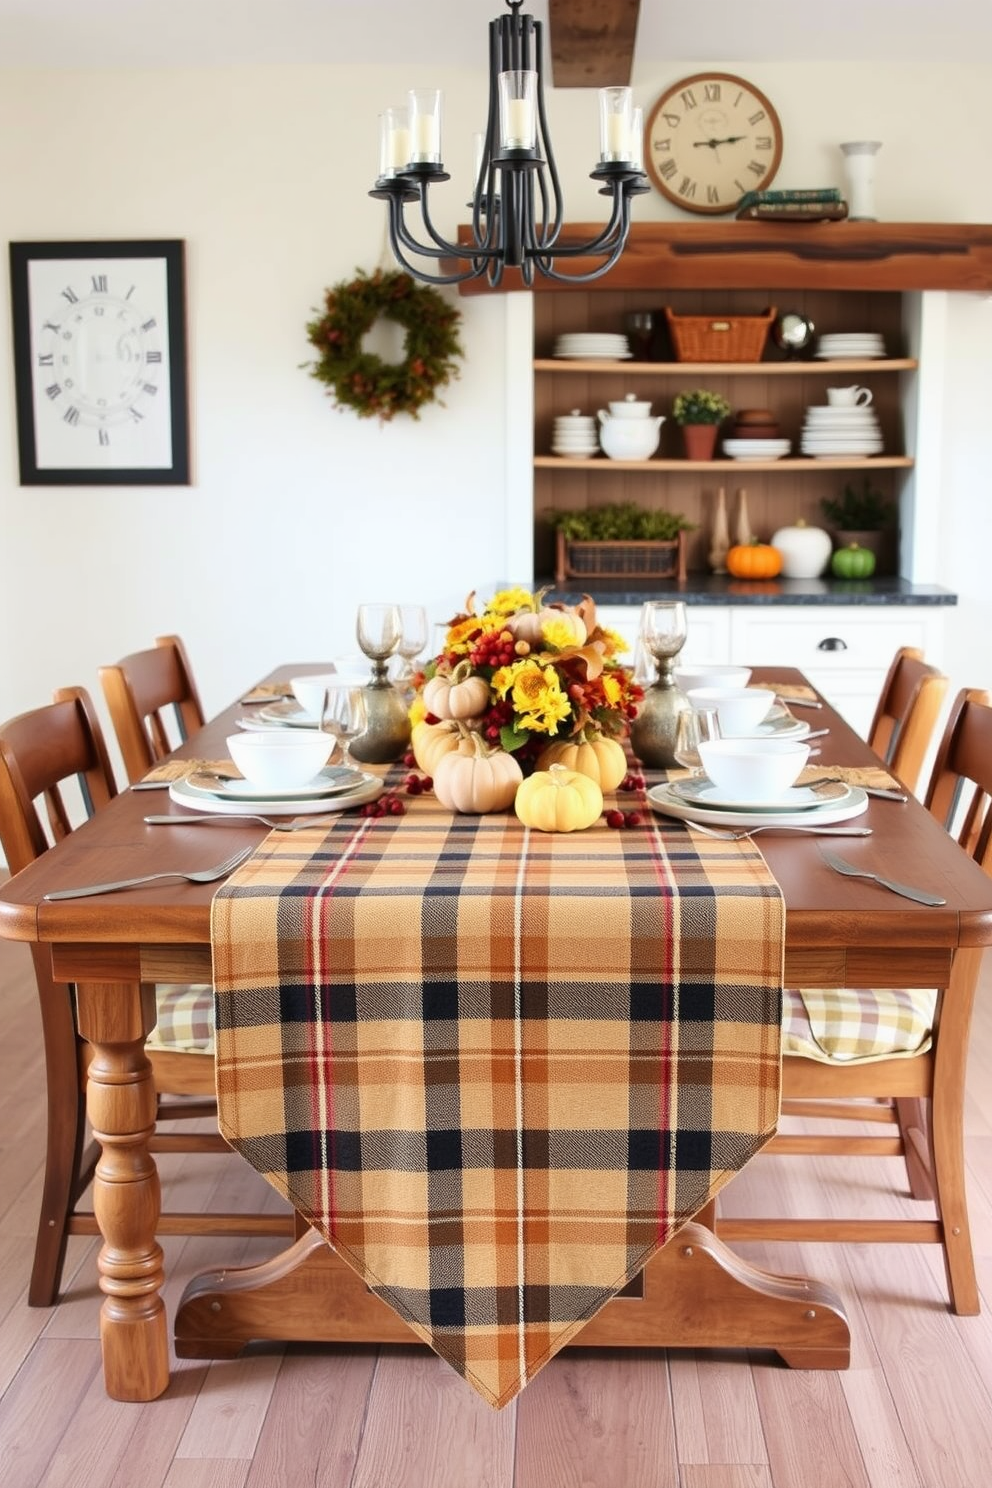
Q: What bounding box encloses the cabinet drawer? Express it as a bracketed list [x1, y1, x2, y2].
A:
[731, 608, 929, 671]
[596, 606, 731, 664]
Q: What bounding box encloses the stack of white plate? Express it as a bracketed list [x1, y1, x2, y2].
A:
[553, 332, 631, 360]
[800, 403, 884, 458]
[722, 437, 792, 462]
[551, 409, 599, 459]
[814, 331, 886, 359]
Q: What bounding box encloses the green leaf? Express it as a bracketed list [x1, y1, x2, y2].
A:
[500, 724, 531, 753]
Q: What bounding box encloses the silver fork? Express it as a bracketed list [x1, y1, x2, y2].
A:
[688, 821, 872, 841]
[43, 846, 254, 900]
[144, 813, 338, 833]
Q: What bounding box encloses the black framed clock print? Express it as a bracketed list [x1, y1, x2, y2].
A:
[9, 239, 190, 485]
[645, 73, 783, 215]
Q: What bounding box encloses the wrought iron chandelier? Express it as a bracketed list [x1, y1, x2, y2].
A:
[370, 0, 649, 288]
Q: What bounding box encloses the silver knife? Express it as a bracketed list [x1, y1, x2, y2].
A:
[819, 847, 946, 905]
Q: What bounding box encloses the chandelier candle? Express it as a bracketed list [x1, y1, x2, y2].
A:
[370, 0, 649, 287]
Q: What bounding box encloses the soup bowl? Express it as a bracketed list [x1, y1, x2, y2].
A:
[687, 686, 776, 737]
[227, 729, 333, 791]
[674, 664, 751, 695]
[697, 737, 810, 801]
[291, 670, 370, 721]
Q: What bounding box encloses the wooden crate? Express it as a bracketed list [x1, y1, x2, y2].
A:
[555, 529, 687, 585]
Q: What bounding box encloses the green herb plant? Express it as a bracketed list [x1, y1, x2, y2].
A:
[546, 502, 694, 542]
[820, 478, 896, 531]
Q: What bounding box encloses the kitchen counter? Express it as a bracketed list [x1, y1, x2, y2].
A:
[538, 576, 957, 608]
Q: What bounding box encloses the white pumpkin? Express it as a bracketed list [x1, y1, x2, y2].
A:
[770, 520, 833, 579]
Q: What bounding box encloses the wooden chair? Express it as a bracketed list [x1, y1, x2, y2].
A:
[99, 634, 205, 784]
[866, 645, 947, 793]
[0, 687, 293, 1307]
[719, 687, 992, 1315]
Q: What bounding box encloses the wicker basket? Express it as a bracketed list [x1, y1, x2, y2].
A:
[664, 305, 776, 363]
[555, 530, 687, 585]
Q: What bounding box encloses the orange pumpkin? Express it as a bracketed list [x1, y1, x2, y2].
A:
[725, 540, 783, 580]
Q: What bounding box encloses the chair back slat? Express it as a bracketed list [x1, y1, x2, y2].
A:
[99, 634, 204, 783]
[0, 687, 117, 874]
[868, 646, 948, 793]
[924, 688, 992, 864]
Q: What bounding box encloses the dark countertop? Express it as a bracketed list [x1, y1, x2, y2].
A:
[536, 575, 957, 608]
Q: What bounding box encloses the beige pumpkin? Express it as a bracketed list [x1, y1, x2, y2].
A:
[507, 605, 587, 650]
[411, 719, 462, 775]
[515, 763, 603, 833]
[433, 734, 523, 814]
[422, 663, 491, 721]
[536, 736, 627, 792]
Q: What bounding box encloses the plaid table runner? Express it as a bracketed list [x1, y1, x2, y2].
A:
[211, 785, 784, 1408]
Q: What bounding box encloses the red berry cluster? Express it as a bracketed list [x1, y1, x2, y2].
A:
[480, 696, 515, 746]
[360, 791, 406, 819]
[404, 772, 433, 796]
[605, 809, 644, 829]
[619, 772, 646, 792]
[469, 628, 517, 669]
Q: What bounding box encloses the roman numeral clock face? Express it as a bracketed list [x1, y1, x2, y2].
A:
[645, 73, 783, 215]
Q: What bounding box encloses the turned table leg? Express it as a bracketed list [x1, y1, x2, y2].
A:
[74, 981, 169, 1402]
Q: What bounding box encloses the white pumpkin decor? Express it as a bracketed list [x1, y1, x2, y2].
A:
[770, 520, 833, 579]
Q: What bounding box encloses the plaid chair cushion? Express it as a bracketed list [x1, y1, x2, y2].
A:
[146, 983, 215, 1056]
[783, 985, 936, 1063]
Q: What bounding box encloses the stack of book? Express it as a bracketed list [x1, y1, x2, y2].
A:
[735, 187, 848, 222]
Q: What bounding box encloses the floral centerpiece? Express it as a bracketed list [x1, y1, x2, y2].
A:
[411, 587, 643, 785]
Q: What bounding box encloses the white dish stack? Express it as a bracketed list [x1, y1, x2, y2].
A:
[800, 403, 884, 458]
[553, 332, 632, 360]
[814, 331, 886, 359]
[551, 409, 599, 459]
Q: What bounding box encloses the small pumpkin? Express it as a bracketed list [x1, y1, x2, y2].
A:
[536, 735, 628, 792]
[515, 763, 604, 833]
[422, 661, 491, 721]
[411, 719, 462, 775]
[831, 542, 876, 579]
[433, 732, 523, 814]
[507, 605, 587, 649]
[725, 540, 784, 580]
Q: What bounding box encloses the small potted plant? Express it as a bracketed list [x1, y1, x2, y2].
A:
[820, 478, 898, 574]
[672, 388, 732, 461]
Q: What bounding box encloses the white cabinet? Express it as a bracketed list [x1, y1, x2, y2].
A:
[599, 602, 945, 736]
[729, 605, 944, 733]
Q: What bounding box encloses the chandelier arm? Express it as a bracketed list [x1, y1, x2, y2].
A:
[532, 21, 564, 245]
[530, 189, 629, 259]
[530, 238, 629, 284]
[386, 223, 490, 286]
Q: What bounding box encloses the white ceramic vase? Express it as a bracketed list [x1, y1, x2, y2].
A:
[840, 141, 882, 221]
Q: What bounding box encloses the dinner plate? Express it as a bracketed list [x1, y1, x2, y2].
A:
[183, 764, 365, 802]
[647, 782, 869, 830]
[168, 772, 383, 816]
[257, 700, 322, 728]
[750, 713, 810, 740]
[669, 778, 853, 812]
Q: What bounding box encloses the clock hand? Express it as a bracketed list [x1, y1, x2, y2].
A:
[693, 135, 747, 149]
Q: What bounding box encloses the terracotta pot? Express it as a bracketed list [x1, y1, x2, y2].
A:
[681, 423, 719, 461]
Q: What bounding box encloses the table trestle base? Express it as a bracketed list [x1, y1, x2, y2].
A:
[175, 1221, 850, 1372]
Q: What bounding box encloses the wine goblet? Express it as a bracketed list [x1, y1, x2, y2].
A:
[356, 603, 402, 683]
[674, 707, 721, 778]
[325, 686, 368, 771]
[639, 601, 688, 672]
[393, 604, 428, 694]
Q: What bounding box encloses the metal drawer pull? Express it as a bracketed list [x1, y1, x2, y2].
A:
[816, 637, 848, 651]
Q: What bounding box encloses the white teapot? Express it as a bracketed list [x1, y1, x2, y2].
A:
[597, 394, 664, 460]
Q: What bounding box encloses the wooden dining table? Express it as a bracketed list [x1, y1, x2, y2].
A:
[2, 664, 991, 1403]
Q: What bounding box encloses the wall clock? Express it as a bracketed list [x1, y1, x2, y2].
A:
[644, 73, 783, 215]
[8, 240, 190, 485]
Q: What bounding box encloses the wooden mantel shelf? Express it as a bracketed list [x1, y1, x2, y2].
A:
[455, 221, 992, 294]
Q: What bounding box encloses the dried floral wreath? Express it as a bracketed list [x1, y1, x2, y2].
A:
[305, 268, 463, 421]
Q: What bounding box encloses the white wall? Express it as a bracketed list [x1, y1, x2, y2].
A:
[1, 57, 991, 738]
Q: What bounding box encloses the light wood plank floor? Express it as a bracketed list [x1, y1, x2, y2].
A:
[1, 932, 991, 1488]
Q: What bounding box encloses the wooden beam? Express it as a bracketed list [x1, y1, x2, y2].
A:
[454, 222, 992, 294]
[548, 0, 640, 88]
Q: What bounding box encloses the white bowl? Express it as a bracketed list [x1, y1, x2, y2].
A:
[675, 664, 752, 695]
[697, 737, 811, 800]
[291, 671, 369, 721]
[227, 730, 332, 790]
[687, 686, 777, 737]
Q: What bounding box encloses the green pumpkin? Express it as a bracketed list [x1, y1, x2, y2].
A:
[831, 542, 876, 579]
